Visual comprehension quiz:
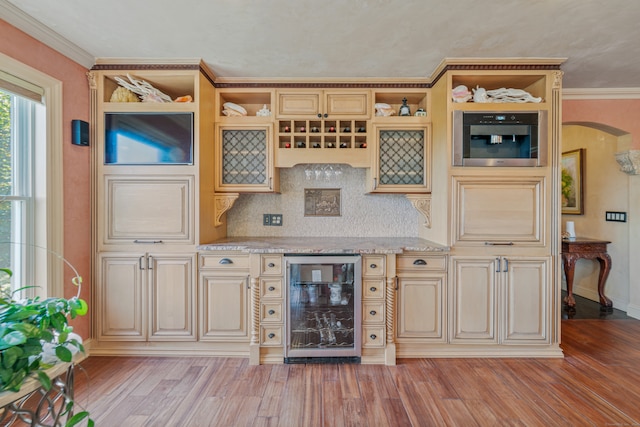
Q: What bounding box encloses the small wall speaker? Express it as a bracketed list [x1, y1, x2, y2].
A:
[71, 119, 89, 146]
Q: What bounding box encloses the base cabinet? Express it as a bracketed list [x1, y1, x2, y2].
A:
[198, 253, 250, 342]
[96, 252, 196, 342]
[396, 253, 447, 343]
[450, 256, 550, 344]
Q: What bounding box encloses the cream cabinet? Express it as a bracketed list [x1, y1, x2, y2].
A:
[451, 176, 545, 246]
[396, 253, 447, 342]
[276, 90, 370, 119]
[96, 252, 196, 342]
[100, 175, 194, 246]
[361, 255, 387, 349]
[214, 124, 277, 193]
[450, 256, 550, 344]
[198, 253, 250, 342]
[368, 124, 431, 193]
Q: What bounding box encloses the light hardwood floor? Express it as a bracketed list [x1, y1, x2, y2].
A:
[73, 319, 640, 426]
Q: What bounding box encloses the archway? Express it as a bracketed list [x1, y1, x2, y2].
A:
[562, 122, 639, 318]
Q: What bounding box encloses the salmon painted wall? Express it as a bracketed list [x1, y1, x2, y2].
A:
[563, 98, 640, 149]
[0, 20, 91, 338]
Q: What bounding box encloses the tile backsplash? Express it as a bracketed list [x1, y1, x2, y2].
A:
[227, 165, 420, 237]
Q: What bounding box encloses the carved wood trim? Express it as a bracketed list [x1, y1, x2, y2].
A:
[615, 150, 640, 175]
[214, 194, 240, 226]
[405, 194, 432, 228]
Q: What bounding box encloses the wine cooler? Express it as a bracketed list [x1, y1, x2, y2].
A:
[284, 255, 362, 362]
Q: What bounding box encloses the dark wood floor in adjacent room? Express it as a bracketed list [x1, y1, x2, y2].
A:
[74, 299, 640, 426]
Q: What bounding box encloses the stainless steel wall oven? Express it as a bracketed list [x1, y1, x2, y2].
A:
[453, 110, 547, 167]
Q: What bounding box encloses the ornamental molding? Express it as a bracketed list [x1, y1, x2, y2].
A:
[405, 194, 432, 228]
[214, 194, 240, 226]
[615, 150, 640, 175]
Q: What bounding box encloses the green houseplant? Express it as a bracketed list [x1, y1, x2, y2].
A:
[0, 261, 93, 426]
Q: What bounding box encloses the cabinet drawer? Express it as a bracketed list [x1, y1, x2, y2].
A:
[397, 254, 446, 272]
[261, 255, 283, 276]
[261, 326, 283, 347]
[363, 279, 386, 299]
[199, 254, 250, 270]
[261, 302, 283, 323]
[362, 255, 386, 277]
[362, 326, 385, 348]
[363, 301, 385, 324]
[261, 278, 283, 299]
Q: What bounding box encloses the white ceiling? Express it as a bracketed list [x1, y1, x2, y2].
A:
[3, 0, 640, 89]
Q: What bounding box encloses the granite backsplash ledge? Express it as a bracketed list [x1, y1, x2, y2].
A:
[197, 236, 449, 254]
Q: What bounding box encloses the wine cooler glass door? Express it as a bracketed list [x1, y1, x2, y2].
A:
[285, 255, 362, 360]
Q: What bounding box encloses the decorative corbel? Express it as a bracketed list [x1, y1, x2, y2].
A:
[615, 150, 640, 175]
[214, 193, 239, 226]
[405, 194, 432, 228]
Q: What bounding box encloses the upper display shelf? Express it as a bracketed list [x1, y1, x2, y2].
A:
[448, 72, 550, 106]
[100, 72, 198, 104]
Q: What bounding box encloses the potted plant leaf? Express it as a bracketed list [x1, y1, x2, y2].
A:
[0, 260, 93, 426]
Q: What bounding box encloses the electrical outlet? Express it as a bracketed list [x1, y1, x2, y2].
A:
[263, 214, 271, 226]
[271, 214, 283, 226]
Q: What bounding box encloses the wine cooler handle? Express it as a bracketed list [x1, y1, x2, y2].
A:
[219, 258, 233, 265]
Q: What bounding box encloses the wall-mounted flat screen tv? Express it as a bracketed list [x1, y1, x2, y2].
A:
[105, 112, 194, 165]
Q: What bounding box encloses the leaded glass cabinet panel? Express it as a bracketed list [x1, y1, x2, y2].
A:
[214, 124, 276, 192]
[371, 124, 431, 193]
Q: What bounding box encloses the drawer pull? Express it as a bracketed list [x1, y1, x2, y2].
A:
[268, 286, 276, 291]
[369, 286, 377, 292]
[370, 334, 377, 340]
[268, 309, 276, 315]
[413, 259, 427, 266]
[369, 310, 377, 316]
[219, 258, 233, 265]
[268, 333, 275, 339]
[370, 263, 377, 269]
[268, 262, 275, 268]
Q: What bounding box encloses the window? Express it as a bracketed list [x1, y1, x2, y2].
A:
[0, 53, 64, 299]
[0, 88, 40, 296]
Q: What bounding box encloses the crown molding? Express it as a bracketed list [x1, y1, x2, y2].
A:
[563, 87, 640, 100]
[0, 1, 95, 68]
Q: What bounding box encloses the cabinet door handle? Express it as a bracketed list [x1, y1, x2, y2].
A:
[317, 113, 322, 118]
[268, 262, 275, 268]
[395, 276, 398, 291]
[268, 333, 275, 339]
[268, 309, 276, 315]
[269, 176, 273, 191]
[246, 275, 250, 289]
[495, 258, 501, 273]
[147, 255, 153, 270]
[369, 310, 377, 316]
[413, 259, 427, 265]
[139, 256, 145, 270]
[503, 258, 509, 273]
[373, 177, 378, 190]
[268, 286, 276, 291]
[370, 263, 377, 269]
[134, 240, 163, 244]
[369, 286, 377, 292]
[370, 334, 377, 340]
[219, 258, 233, 265]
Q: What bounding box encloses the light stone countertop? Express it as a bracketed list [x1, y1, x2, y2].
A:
[197, 236, 449, 254]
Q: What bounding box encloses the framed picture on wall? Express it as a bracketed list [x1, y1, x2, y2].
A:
[562, 148, 585, 215]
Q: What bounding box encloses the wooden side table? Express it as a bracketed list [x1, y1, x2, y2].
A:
[561, 238, 612, 308]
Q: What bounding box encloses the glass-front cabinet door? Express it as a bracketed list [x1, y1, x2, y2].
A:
[284, 255, 362, 362]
